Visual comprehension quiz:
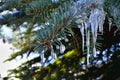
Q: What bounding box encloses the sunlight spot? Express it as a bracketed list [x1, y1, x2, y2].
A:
[0, 39, 20, 78]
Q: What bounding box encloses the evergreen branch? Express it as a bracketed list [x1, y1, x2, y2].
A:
[19, 56, 40, 67]
[4, 46, 34, 62]
[29, 5, 61, 14]
[0, 0, 73, 25]
[0, 11, 26, 25]
[0, 0, 34, 12]
[39, 17, 69, 47]
[21, 0, 36, 4]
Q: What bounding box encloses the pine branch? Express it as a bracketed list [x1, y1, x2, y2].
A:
[42, 17, 69, 47]
[29, 5, 61, 14]
[0, 11, 26, 25]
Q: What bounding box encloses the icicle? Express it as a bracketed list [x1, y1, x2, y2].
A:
[90, 8, 105, 34]
[85, 21, 90, 66]
[108, 18, 112, 31]
[81, 23, 85, 53]
[65, 38, 69, 42]
[56, 45, 60, 49]
[84, 21, 90, 65]
[98, 18, 103, 33]
[84, 22, 90, 48]
[87, 51, 90, 66]
[40, 50, 46, 63]
[98, 9, 105, 34]
[89, 8, 105, 57]
[60, 43, 66, 54]
[51, 46, 57, 59]
[93, 45, 96, 57]
[86, 30, 90, 65]
[89, 9, 98, 57]
[89, 10, 96, 57]
[78, 23, 84, 53]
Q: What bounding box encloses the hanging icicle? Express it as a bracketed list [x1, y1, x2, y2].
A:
[108, 17, 112, 31]
[74, 0, 106, 66]
[93, 45, 96, 57]
[51, 46, 57, 59]
[98, 9, 105, 34]
[56, 45, 60, 49]
[86, 30, 90, 66]
[89, 9, 97, 57]
[40, 50, 46, 63]
[60, 43, 66, 54]
[78, 23, 85, 53]
[89, 8, 105, 57]
[87, 51, 90, 66]
[84, 21, 90, 65]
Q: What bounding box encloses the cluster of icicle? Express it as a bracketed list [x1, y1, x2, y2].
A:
[74, 0, 106, 66]
[40, 44, 66, 64]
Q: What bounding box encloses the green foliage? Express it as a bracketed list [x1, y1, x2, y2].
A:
[0, 0, 120, 80]
[104, 0, 120, 26]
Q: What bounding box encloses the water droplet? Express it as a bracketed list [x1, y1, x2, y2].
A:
[60, 44, 66, 54]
